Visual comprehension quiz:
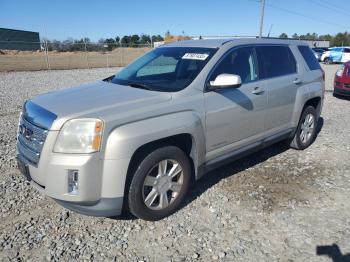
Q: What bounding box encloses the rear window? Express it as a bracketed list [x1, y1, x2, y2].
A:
[298, 45, 321, 70]
[256, 46, 297, 79]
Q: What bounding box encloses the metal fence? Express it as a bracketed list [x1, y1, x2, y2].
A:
[0, 41, 152, 72]
[0, 36, 331, 72]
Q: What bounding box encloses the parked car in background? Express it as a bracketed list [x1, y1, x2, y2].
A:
[321, 47, 350, 64]
[312, 50, 321, 61]
[312, 48, 327, 61]
[334, 61, 350, 97]
[16, 38, 324, 221]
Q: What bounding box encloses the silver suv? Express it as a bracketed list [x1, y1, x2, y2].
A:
[16, 38, 324, 221]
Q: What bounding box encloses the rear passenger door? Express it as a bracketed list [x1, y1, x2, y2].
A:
[256, 45, 299, 133]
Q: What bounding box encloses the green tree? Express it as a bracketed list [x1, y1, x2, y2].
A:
[318, 34, 332, 41]
[130, 34, 140, 46]
[331, 32, 350, 46]
[304, 33, 318, 40]
[121, 35, 130, 46]
[291, 33, 299, 39]
[279, 33, 288, 39]
[105, 38, 116, 51]
[115, 36, 120, 45]
[152, 35, 164, 42]
[139, 34, 151, 45]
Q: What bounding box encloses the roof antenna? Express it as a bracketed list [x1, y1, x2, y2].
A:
[267, 24, 273, 38]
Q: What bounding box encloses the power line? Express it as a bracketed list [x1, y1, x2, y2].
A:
[308, 0, 350, 18]
[316, 0, 350, 13]
[246, 0, 346, 35]
[265, 2, 345, 28]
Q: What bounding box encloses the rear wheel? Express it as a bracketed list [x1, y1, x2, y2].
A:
[128, 145, 191, 221]
[324, 57, 332, 64]
[290, 106, 318, 150]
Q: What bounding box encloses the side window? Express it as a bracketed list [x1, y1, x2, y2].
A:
[256, 46, 297, 79]
[332, 48, 343, 52]
[209, 47, 258, 84]
[137, 55, 178, 77]
[298, 45, 321, 70]
[344, 48, 350, 53]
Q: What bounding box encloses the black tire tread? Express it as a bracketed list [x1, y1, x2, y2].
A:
[127, 145, 191, 221]
[290, 106, 317, 150]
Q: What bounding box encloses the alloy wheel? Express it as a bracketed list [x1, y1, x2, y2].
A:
[300, 113, 315, 144]
[142, 159, 184, 210]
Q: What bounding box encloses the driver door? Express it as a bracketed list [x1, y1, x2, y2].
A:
[204, 46, 267, 159]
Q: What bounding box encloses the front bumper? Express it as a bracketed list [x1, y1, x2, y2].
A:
[54, 197, 124, 217]
[334, 78, 350, 96]
[334, 87, 350, 96]
[26, 176, 123, 216]
[17, 129, 130, 217]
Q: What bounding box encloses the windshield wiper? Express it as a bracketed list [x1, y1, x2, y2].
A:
[127, 82, 154, 91]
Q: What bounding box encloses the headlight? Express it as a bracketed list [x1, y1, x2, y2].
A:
[54, 118, 103, 153]
[336, 65, 344, 77]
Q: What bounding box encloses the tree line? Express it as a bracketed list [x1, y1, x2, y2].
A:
[44, 31, 350, 52]
[44, 34, 164, 52]
[278, 32, 350, 47]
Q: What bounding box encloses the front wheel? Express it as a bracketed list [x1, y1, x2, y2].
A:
[290, 106, 318, 150]
[127, 145, 191, 221]
[324, 57, 332, 64]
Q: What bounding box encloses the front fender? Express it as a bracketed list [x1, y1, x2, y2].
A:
[104, 111, 205, 161]
[99, 111, 206, 197]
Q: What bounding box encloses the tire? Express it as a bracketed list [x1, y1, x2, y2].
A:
[290, 106, 318, 150]
[324, 57, 332, 64]
[128, 145, 191, 221]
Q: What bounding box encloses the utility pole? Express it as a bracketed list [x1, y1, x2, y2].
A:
[267, 24, 273, 38]
[259, 0, 266, 38]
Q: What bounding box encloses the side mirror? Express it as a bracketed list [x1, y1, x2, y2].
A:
[208, 74, 242, 90]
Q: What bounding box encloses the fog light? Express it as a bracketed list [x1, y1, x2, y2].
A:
[68, 170, 79, 195]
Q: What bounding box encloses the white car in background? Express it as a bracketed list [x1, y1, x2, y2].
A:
[321, 47, 350, 64]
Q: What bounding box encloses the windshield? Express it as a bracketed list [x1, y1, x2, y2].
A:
[110, 47, 217, 92]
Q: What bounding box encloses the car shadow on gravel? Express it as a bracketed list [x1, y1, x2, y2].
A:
[180, 117, 324, 212]
[316, 244, 350, 262]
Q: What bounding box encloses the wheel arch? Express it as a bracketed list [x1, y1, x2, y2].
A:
[126, 133, 197, 182]
[303, 96, 322, 115]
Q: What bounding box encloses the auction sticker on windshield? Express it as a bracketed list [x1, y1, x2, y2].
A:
[182, 53, 209, 60]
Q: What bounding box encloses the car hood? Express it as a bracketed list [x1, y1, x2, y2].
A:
[30, 81, 172, 130]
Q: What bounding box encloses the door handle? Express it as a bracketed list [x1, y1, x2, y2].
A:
[252, 86, 264, 95]
[293, 78, 303, 85]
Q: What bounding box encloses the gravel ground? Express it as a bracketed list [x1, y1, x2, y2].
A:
[0, 65, 349, 261]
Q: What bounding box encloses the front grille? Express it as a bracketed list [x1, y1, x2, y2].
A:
[17, 116, 48, 165]
[344, 83, 350, 89]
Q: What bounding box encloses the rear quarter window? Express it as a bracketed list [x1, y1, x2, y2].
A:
[256, 45, 297, 79]
[298, 45, 321, 70]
